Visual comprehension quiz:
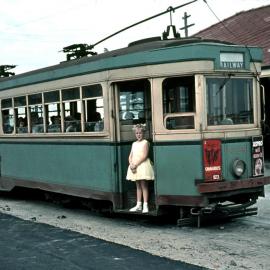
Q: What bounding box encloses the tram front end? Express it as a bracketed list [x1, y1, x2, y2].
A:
[195, 135, 270, 224]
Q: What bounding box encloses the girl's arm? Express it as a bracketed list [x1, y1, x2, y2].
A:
[128, 151, 133, 164]
[128, 143, 134, 165]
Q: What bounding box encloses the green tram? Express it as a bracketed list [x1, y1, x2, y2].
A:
[0, 38, 270, 225]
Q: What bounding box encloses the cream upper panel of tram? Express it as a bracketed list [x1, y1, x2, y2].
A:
[0, 60, 213, 98]
[107, 61, 214, 81]
[151, 71, 261, 142]
[0, 73, 111, 140]
[0, 59, 261, 142]
[0, 71, 109, 98]
[151, 75, 201, 134]
[250, 62, 261, 74]
[153, 128, 261, 141]
[261, 68, 270, 77]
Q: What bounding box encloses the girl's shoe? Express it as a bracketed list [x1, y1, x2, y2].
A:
[142, 203, 149, 213]
[129, 203, 142, 212]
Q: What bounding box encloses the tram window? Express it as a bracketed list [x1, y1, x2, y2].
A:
[62, 87, 80, 101]
[14, 96, 28, 133]
[162, 76, 195, 130]
[44, 91, 61, 133]
[63, 102, 82, 132]
[14, 96, 26, 107]
[1, 98, 14, 134]
[29, 93, 44, 133]
[44, 90, 59, 103]
[166, 116, 195, 130]
[82, 84, 104, 132]
[118, 80, 150, 125]
[62, 88, 81, 133]
[82, 84, 102, 98]
[207, 78, 253, 126]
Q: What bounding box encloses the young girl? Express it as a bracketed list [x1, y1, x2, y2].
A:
[126, 124, 154, 213]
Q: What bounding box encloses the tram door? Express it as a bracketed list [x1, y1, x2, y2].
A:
[113, 79, 154, 210]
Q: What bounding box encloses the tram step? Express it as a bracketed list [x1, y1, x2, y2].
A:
[114, 209, 157, 216]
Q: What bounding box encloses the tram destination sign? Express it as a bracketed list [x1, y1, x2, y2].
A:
[220, 52, 244, 69]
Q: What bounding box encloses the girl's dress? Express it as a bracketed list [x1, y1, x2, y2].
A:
[126, 139, 154, 181]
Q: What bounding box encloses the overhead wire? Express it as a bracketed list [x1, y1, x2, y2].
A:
[90, 0, 198, 49]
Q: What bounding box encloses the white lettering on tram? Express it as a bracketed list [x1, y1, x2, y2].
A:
[205, 166, 221, 172]
[253, 141, 263, 147]
[220, 61, 244, 69]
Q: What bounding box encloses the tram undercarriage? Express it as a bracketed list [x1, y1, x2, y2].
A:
[176, 200, 258, 227]
[176, 187, 264, 227]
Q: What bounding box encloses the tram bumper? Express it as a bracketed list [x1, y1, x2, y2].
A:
[197, 176, 270, 195]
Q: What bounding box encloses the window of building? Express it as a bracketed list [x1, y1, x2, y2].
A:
[206, 78, 253, 126]
[1, 98, 14, 134]
[162, 76, 195, 130]
[82, 84, 104, 132]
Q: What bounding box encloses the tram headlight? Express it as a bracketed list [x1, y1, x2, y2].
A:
[233, 159, 246, 177]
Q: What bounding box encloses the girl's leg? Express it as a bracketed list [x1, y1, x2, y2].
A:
[136, 181, 143, 202]
[129, 181, 143, 211]
[141, 180, 149, 213]
[141, 180, 149, 203]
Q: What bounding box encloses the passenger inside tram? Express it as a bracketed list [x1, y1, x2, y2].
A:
[17, 117, 28, 133]
[31, 112, 44, 133]
[65, 115, 81, 132]
[85, 111, 104, 132]
[48, 116, 61, 132]
[93, 112, 104, 131]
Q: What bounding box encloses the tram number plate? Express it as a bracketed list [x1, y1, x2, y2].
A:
[203, 139, 222, 182]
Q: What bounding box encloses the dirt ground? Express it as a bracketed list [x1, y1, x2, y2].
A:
[0, 183, 269, 270]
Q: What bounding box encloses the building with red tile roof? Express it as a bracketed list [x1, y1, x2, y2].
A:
[194, 5, 270, 67]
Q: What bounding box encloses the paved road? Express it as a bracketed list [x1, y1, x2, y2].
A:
[0, 213, 207, 270]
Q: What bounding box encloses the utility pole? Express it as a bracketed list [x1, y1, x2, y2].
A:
[180, 12, 195, 37]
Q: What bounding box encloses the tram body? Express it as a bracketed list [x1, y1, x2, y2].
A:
[0, 38, 269, 224]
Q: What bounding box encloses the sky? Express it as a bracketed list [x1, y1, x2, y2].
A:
[1, 0, 270, 74]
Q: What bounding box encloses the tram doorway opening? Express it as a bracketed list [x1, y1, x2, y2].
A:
[114, 79, 155, 211]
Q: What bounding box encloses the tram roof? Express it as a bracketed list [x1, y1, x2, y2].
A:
[0, 37, 263, 91]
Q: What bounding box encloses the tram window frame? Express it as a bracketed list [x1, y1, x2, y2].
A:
[118, 80, 151, 126]
[162, 76, 196, 130]
[82, 84, 104, 132]
[44, 90, 62, 133]
[29, 93, 44, 134]
[206, 77, 254, 127]
[1, 98, 15, 134]
[62, 87, 82, 133]
[14, 96, 28, 134]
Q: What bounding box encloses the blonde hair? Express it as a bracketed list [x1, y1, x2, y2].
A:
[132, 123, 146, 132]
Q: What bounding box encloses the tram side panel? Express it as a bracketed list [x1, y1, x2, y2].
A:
[0, 141, 115, 199]
[155, 142, 204, 205]
[222, 140, 252, 180]
[155, 138, 263, 208]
